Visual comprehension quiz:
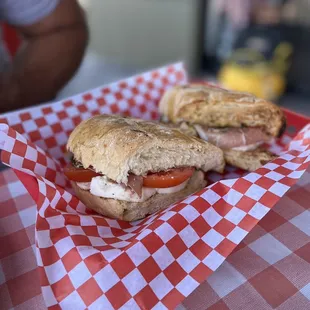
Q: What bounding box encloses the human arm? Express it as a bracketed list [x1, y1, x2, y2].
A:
[0, 0, 88, 113]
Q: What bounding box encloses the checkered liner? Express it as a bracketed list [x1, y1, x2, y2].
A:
[0, 63, 310, 310]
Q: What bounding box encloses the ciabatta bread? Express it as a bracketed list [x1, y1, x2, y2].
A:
[72, 170, 206, 221]
[67, 115, 225, 184]
[224, 148, 277, 172]
[159, 84, 286, 137]
[156, 121, 198, 137]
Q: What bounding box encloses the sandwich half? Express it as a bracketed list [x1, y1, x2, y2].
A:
[159, 84, 285, 171]
[66, 114, 225, 221]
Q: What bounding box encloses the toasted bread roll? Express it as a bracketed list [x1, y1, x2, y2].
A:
[224, 148, 278, 172]
[67, 114, 225, 184]
[159, 84, 286, 137]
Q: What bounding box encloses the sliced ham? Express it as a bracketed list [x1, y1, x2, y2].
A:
[127, 174, 143, 197]
[194, 125, 270, 149]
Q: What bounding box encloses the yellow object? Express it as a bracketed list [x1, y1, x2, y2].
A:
[218, 48, 286, 100]
[272, 42, 293, 74]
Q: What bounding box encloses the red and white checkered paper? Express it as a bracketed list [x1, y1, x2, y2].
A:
[0, 63, 310, 310]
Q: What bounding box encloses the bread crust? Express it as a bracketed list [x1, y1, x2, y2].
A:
[159, 84, 286, 137]
[71, 170, 206, 221]
[67, 115, 225, 184]
[156, 121, 198, 137]
[224, 148, 277, 171]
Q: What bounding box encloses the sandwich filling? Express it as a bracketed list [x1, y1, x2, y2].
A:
[193, 125, 271, 150]
[78, 176, 190, 202]
[160, 116, 272, 152]
[65, 160, 196, 202]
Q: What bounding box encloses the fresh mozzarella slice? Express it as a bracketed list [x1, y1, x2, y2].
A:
[194, 125, 209, 141]
[90, 176, 157, 202]
[76, 182, 91, 190]
[231, 142, 263, 151]
[156, 179, 189, 194]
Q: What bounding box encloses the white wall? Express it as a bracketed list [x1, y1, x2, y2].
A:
[79, 0, 201, 73]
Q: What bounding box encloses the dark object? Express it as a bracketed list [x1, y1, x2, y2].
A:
[234, 24, 293, 62]
[286, 27, 310, 96]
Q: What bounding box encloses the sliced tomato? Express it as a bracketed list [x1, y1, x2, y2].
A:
[64, 164, 100, 182]
[64, 164, 195, 188]
[143, 167, 195, 188]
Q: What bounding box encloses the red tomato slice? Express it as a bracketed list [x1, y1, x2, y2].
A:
[64, 164, 100, 182]
[64, 164, 195, 188]
[143, 167, 195, 188]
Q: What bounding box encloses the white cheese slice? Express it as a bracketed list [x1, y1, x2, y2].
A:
[156, 180, 189, 194]
[231, 142, 263, 151]
[90, 176, 156, 202]
[194, 125, 209, 141]
[76, 182, 91, 190]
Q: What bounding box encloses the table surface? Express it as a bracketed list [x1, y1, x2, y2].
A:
[1, 167, 310, 310]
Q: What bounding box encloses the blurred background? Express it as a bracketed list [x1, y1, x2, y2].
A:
[60, 0, 309, 116]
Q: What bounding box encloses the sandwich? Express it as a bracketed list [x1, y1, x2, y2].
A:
[159, 84, 286, 171]
[65, 114, 225, 221]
